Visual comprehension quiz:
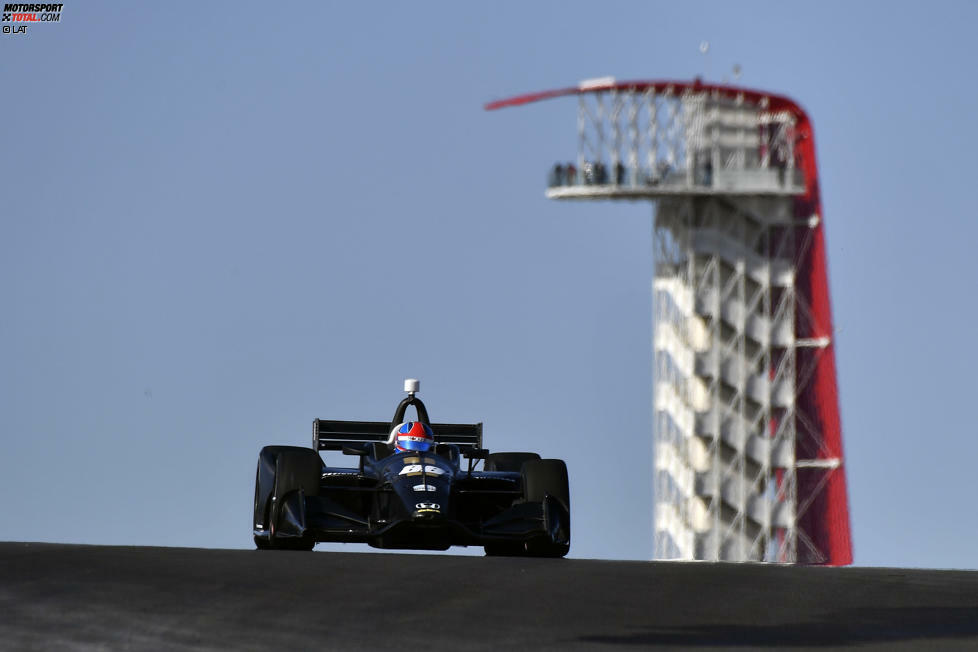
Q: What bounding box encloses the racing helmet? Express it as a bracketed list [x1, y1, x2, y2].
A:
[391, 421, 435, 453]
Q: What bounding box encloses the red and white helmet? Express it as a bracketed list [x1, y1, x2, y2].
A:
[390, 421, 434, 453]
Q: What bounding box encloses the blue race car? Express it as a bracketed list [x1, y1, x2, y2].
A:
[252, 379, 570, 557]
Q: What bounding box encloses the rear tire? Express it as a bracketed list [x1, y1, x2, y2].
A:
[484, 452, 540, 472]
[521, 459, 570, 558]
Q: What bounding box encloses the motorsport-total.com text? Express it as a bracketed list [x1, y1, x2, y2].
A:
[2, 3, 63, 22]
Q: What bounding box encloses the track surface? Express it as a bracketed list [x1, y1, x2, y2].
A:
[1, 543, 976, 651]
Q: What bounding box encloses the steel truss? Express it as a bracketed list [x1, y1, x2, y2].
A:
[487, 79, 852, 565]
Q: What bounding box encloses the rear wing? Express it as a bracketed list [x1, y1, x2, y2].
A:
[313, 419, 483, 452]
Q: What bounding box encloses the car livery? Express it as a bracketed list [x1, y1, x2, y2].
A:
[252, 381, 570, 557]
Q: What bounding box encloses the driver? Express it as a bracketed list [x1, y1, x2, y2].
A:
[388, 421, 434, 453]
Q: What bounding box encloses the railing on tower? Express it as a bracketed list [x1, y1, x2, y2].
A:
[487, 78, 852, 565]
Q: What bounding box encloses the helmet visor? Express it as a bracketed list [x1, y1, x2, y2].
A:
[396, 435, 433, 452]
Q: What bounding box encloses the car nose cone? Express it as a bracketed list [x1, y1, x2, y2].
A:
[412, 502, 444, 520]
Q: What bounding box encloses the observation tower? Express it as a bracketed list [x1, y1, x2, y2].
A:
[487, 78, 852, 564]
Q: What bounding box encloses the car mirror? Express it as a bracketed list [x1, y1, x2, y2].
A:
[463, 448, 488, 475]
[343, 445, 368, 474]
[463, 448, 488, 460]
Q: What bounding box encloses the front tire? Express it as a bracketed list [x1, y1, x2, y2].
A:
[253, 446, 321, 551]
[521, 459, 570, 558]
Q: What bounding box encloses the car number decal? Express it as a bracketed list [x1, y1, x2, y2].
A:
[399, 464, 445, 476]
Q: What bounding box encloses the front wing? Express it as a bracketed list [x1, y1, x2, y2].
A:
[255, 474, 569, 552]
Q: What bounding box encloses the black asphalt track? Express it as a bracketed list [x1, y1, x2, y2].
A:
[1, 542, 976, 651]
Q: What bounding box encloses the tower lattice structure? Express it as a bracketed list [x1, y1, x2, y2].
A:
[488, 78, 852, 564]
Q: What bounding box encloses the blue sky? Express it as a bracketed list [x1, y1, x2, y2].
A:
[2, 1, 977, 568]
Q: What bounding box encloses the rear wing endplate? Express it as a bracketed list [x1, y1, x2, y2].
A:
[313, 419, 483, 452]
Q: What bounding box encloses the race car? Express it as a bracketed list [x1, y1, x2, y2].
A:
[252, 379, 570, 557]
